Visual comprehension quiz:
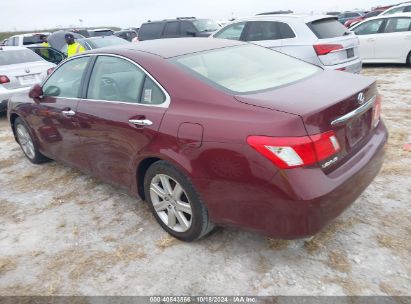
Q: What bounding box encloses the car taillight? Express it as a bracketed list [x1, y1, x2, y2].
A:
[0, 75, 10, 84]
[47, 68, 54, 75]
[373, 95, 382, 127]
[247, 131, 341, 169]
[313, 44, 344, 56]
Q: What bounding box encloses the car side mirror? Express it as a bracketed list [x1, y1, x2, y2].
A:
[29, 84, 43, 99]
[186, 30, 196, 37]
[43, 85, 60, 97]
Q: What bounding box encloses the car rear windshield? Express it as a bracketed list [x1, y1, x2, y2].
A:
[88, 36, 129, 48]
[173, 45, 320, 94]
[307, 18, 350, 38]
[0, 49, 43, 65]
[23, 35, 43, 45]
[92, 30, 113, 37]
[192, 19, 220, 32]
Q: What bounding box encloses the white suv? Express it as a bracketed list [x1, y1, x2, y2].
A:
[4, 33, 50, 47]
[211, 15, 362, 73]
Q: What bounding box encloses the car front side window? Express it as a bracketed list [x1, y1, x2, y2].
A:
[354, 19, 384, 35]
[214, 22, 246, 40]
[87, 56, 166, 105]
[42, 56, 89, 98]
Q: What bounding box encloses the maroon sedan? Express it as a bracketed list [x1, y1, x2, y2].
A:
[7, 38, 387, 242]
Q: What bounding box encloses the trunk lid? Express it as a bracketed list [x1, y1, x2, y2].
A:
[1, 61, 52, 90]
[235, 70, 378, 171]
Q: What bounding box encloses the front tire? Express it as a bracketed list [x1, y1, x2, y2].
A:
[144, 161, 214, 242]
[14, 117, 49, 164]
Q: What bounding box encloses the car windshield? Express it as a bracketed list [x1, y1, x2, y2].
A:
[0, 49, 43, 65]
[173, 45, 320, 94]
[88, 37, 130, 48]
[192, 19, 220, 32]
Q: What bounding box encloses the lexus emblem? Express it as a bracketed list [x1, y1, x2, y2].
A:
[357, 92, 365, 105]
[25, 67, 30, 74]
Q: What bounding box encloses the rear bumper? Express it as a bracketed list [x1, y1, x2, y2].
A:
[323, 58, 363, 74]
[203, 122, 388, 239]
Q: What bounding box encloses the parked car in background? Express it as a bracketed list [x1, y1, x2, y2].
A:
[88, 28, 114, 37]
[257, 10, 293, 15]
[326, 11, 341, 16]
[75, 36, 130, 50]
[27, 46, 66, 64]
[350, 13, 411, 64]
[4, 33, 50, 46]
[0, 46, 55, 113]
[114, 30, 138, 42]
[7, 38, 387, 241]
[345, 9, 385, 28]
[138, 17, 220, 41]
[70, 28, 91, 38]
[211, 15, 362, 73]
[48, 30, 85, 53]
[338, 11, 366, 25]
[380, 2, 411, 15]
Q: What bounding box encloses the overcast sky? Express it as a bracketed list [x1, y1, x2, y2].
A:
[1, 0, 396, 32]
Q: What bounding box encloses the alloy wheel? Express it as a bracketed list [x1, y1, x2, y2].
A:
[149, 174, 193, 232]
[16, 124, 35, 160]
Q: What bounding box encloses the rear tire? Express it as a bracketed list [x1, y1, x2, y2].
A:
[144, 161, 214, 242]
[14, 117, 49, 164]
[407, 51, 411, 67]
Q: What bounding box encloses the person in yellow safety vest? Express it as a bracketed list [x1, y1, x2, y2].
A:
[39, 34, 50, 60]
[39, 34, 50, 47]
[65, 33, 85, 57]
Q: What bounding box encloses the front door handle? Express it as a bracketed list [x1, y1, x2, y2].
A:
[366, 38, 376, 42]
[61, 109, 76, 118]
[128, 119, 153, 126]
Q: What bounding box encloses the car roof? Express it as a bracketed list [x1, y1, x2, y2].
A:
[89, 37, 245, 58]
[11, 32, 50, 38]
[351, 12, 411, 28]
[0, 46, 29, 51]
[391, 2, 411, 7]
[232, 14, 338, 23]
[359, 11, 411, 21]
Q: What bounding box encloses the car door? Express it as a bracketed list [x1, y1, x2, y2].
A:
[34, 55, 91, 170]
[29, 47, 66, 64]
[353, 18, 385, 60]
[212, 22, 247, 40]
[75, 55, 169, 190]
[374, 17, 411, 62]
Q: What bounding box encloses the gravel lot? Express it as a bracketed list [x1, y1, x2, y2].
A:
[0, 66, 410, 296]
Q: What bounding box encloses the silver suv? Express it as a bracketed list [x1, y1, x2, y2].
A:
[211, 14, 362, 73]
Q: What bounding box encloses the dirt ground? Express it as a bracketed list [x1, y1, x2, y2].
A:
[0, 66, 410, 296]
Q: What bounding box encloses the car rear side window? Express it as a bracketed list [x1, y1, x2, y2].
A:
[174, 44, 320, 94]
[384, 18, 411, 33]
[0, 49, 43, 65]
[43, 56, 89, 98]
[308, 18, 349, 38]
[140, 23, 164, 40]
[87, 56, 165, 105]
[245, 21, 295, 41]
[180, 21, 197, 36]
[164, 22, 179, 36]
[214, 22, 246, 40]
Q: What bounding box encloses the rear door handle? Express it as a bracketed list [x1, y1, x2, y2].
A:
[366, 38, 376, 42]
[128, 119, 153, 126]
[61, 109, 76, 118]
